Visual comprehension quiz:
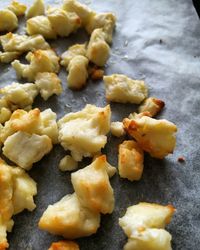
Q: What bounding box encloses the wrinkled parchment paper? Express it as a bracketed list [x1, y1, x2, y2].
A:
[0, 0, 200, 249]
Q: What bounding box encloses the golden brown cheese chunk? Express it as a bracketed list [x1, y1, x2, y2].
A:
[0, 33, 50, 52]
[67, 55, 89, 89]
[104, 74, 148, 104]
[35, 72, 62, 100]
[47, 7, 81, 37]
[86, 13, 116, 43]
[123, 115, 177, 159]
[139, 97, 165, 117]
[86, 28, 110, 67]
[7, 1, 27, 16]
[58, 104, 111, 161]
[0, 9, 18, 32]
[61, 43, 86, 68]
[71, 155, 115, 214]
[0, 159, 37, 249]
[119, 202, 175, 250]
[0, 108, 58, 144]
[3, 131, 53, 170]
[0, 109, 41, 143]
[26, 0, 45, 19]
[38, 193, 100, 239]
[118, 140, 144, 181]
[48, 241, 79, 250]
[12, 49, 60, 81]
[26, 16, 57, 39]
[63, 0, 94, 26]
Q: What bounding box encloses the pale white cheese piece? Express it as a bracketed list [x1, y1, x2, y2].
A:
[39, 108, 59, 144]
[63, 0, 94, 26]
[11, 167, 37, 214]
[58, 104, 111, 161]
[86, 13, 116, 43]
[26, 0, 45, 19]
[26, 16, 57, 39]
[3, 131, 52, 170]
[0, 9, 18, 32]
[0, 33, 50, 52]
[39, 193, 100, 239]
[67, 55, 89, 89]
[123, 115, 177, 159]
[104, 74, 148, 104]
[71, 155, 115, 214]
[12, 49, 60, 81]
[0, 51, 21, 63]
[110, 121, 125, 137]
[123, 228, 172, 250]
[119, 202, 175, 250]
[0, 82, 38, 110]
[35, 72, 62, 101]
[47, 7, 81, 37]
[7, 1, 27, 16]
[0, 159, 37, 248]
[86, 28, 110, 67]
[58, 155, 78, 172]
[61, 43, 86, 67]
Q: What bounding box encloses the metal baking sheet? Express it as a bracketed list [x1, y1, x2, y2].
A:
[0, 0, 200, 249]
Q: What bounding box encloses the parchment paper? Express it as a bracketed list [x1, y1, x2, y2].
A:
[0, 0, 200, 249]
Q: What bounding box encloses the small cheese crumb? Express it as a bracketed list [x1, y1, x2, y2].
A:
[58, 155, 78, 172]
[35, 72, 62, 101]
[110, 121, 125, 137]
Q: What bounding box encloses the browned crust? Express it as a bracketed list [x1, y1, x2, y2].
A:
[0, 241, 9, 250]
[153, 98, 165, 109]
[48, 240, 79, 250]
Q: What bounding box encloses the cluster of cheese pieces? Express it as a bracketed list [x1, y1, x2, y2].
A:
[103, 74, 177, 181]
[0, 79, 62, 124]
[0, 158, 37, 249]
[0, 108, 58, 170]
[119, 203, 175, 250]
[39, 155, 116, 239]
[0, 0, 116, 89]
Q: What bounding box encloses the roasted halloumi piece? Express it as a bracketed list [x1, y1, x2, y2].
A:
[71, 155, 115, 214]
[12, 49, 60, 81]
[119, 202, 175, 250]
[123, 115, 177, 159]
[118, 140, 144, 181]
[35, 72, 62, 101]
[0, 9, 18, 32]
[39, 193, 100, 239]
[58, 104, 111, 161]
[104, 74, 148, 104]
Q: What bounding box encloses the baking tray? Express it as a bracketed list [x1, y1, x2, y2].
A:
[0, 0, 200, 249]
